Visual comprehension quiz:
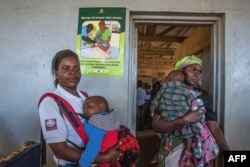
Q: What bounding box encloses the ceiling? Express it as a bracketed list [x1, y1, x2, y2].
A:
[136, 23, 197, 78]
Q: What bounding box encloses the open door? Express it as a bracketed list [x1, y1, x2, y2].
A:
[129, 12, 225, 167]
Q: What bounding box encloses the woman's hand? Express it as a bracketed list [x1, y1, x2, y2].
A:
[95, 142, 123, 163]
[107, 142, 124, 162]
[182, 110, 203, 124]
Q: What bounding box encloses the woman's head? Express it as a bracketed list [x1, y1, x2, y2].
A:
[51, 49, 81, 90]
[98, 20, 106, 31]
[174, 55, 202, 89]
[137, 80, 143, 88]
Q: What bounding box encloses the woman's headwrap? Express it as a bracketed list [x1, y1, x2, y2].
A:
[174, 55, 202, 70]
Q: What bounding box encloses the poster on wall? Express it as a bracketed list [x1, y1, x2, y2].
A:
[76, 8, 126, 77]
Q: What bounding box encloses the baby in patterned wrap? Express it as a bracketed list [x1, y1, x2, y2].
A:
[78, 96, 120, 167]
[159, 70, 203, 157]
[159, 70, 219, 167]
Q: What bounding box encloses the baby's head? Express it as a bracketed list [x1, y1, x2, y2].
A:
[83, 96, 109, 118]
[86, 23, 94, 33]
[165, 70, 185, 82]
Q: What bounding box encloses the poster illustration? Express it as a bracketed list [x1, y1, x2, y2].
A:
[76, 8, 126, 76]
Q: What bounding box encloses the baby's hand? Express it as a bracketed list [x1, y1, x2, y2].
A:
[151, 112, 155, 118]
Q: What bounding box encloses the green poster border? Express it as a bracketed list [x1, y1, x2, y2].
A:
[76, 7, 126, 77]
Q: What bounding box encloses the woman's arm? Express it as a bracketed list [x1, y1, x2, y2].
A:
[49, 142, 82, 162]
[152, 110, 202, 133]
[49, 142, 122, 164]
[206, 120, 230, 151]
[199, 90, 230, 151]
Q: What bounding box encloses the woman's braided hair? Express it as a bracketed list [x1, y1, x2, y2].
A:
[51, 49, 79, 87]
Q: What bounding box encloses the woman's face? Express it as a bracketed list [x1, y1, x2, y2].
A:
[183, 64, 202, 89]
[98, 22, 105, 31]
[55, 56, 81, 92]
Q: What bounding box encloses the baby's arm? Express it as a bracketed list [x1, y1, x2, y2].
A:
[79, 123, 106, 167]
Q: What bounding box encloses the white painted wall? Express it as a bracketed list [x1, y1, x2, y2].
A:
[1, 0, 250, 163]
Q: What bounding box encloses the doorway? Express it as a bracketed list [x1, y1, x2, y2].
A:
[128, 12, 225, 167]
